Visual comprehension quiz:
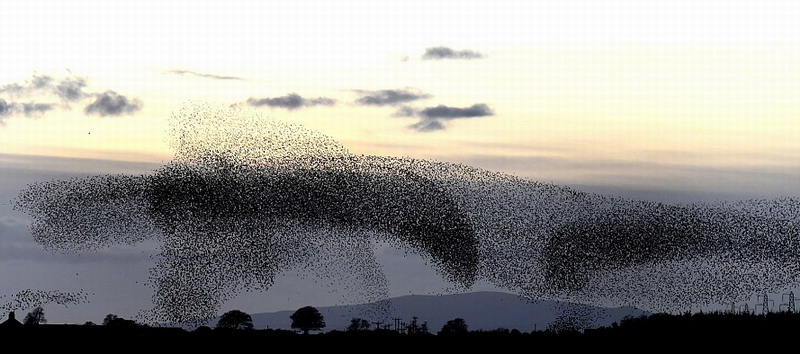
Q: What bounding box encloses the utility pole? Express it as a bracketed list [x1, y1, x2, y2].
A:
[781, 291, 795, 313]
[756, 293, 773, 315]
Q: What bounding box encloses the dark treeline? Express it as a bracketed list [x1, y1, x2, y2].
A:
[587, 311, 800, 338]
[2, 309, 800, 348]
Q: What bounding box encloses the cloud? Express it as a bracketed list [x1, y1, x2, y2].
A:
[0, 99, 54, 119]
[18, 103, 54, 117]
[0, 82, 25, 95]
[354, 89, 431, 106]
[0, 99, 11, 118]
[422, 46, 485, 60]
[392, 106, 418, 117]
[167, 69, 244, 81]
[397, 104, 493, 132]
[0, 74, 86, 100]
[246, 93, 336, 110]
[0, 73, 141, 121]
[30, 75, 54, 90]
[54, 76, 88, 101]
[409, 119, 446, 132]
[419, 104, 493, 119]
[84, 91, 143, 117]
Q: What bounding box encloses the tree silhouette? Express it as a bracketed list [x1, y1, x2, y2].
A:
[439, 318, 468, 335]
[347, 318, 370, 331]
[406, 316, 423, 334]
[216, 310, 253, 330]
[103, 314, 118, 326]
[290, 306, 325, 334]
[420, 322, 429, 334]
[102, 314, 137, 328]
[23, 307, 46, 325]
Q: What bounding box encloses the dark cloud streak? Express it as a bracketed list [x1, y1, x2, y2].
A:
[355, 89, 430, 106]
[246, 93, 336, 110]
[419, 104, 493, 119]
[422, 46, 485, 60]
[398, 104, 493, 132]
[410, 119, 446, 132]
[0, 99, 55, 119]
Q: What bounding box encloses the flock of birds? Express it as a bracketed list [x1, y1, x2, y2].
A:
[0, 289, 88, 314]
[12, 105, 800, 324]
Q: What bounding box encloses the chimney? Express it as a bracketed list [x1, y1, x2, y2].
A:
[8, 311, 15, 321]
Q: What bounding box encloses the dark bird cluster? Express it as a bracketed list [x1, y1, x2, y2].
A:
[13, 105, 800, 323]
[0, 289, 88, 312]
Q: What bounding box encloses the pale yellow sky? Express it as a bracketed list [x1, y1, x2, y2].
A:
[3, 0, 800, 324]
[1, 0, 799, 198]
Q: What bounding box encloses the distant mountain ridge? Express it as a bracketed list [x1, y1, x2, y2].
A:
[246, 291, 648, 332]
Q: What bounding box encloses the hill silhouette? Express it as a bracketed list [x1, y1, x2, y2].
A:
[232, 291, 647, 331]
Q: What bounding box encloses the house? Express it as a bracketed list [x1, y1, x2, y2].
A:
[0, 312, 23, 330]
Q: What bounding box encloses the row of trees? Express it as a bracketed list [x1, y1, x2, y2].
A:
[17, 307, 141, 328]
[217, 306, 469, 335]
[20, 305, 468, 335]
[217, 306, 325, 334]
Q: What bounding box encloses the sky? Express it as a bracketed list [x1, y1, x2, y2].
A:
[1, 0, 800, 324]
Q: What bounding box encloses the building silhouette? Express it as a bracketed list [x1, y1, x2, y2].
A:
[0, 312, 23, 330]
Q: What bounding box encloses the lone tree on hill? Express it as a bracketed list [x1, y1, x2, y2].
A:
[290, 306, 325, 334]
[23, 307, 46, 325]
[216, 310, 254, 330]
[439, 318, 468, 335]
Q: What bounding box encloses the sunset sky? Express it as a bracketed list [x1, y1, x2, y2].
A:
[1, 0, 800, 323]
[1, 0, 799, 198]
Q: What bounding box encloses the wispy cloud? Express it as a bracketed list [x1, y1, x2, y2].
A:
[84, 91, 142, 117]
[0, 73, 142, 121]
[397, 104, 493, 132]
[422, 46, 484, 60]
[166, 69, 244, 81]
[0, 99, 55, 120]
[18, 103, 55, 117]
[409, 119, 447, 132]
[392, 106, 418, 118]
[246, 93, 336, 110]
[354, 89, 430, 106]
